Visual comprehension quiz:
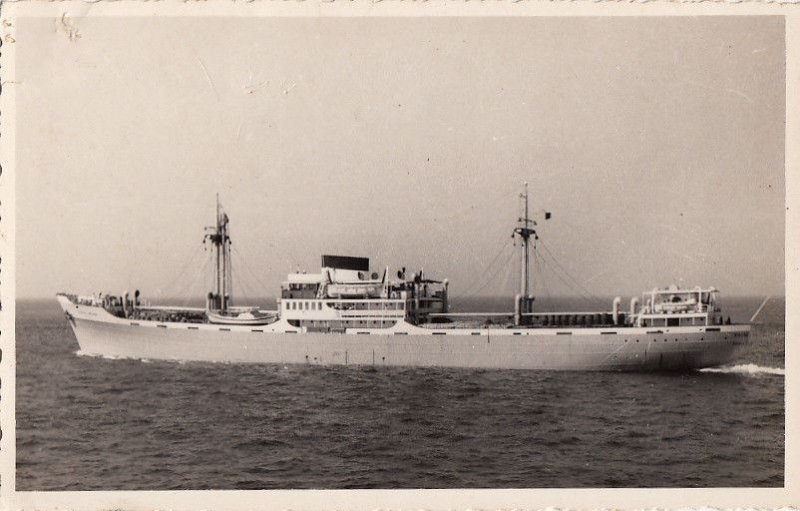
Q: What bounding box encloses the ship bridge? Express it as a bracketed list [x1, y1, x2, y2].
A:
[278, 254, 449, 327]
[634, 286, 723, 327]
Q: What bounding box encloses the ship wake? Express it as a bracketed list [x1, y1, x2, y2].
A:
[698, 364, 785, 377]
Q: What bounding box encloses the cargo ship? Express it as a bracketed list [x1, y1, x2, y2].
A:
[57, 186, 749, 371]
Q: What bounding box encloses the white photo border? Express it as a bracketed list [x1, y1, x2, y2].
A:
[1, 2, 796, 509]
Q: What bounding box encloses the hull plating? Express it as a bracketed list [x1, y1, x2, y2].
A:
[60, 300, 748, 371]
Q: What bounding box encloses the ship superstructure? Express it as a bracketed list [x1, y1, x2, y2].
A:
[57, 186, 749, 371]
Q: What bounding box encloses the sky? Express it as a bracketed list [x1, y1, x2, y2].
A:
[16, 16, 785, 300]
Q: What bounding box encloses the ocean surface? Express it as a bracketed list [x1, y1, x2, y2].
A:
[16, 296, 784, 490]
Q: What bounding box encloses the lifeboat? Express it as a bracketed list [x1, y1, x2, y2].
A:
[326, 283, 383, 298]
[206, 308, 277, 326]
[655, 297, 698, 314]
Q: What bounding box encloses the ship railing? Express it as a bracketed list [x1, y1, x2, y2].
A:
[58, 293, 103, 307]
[428, 311, 613, 317]
[429, 311, 623, 327]
[283, 299, 404, 307]
[324, 300, 405, 311]
[140, 305, 207, 312]
[338, 309, 406, 317]
[428, 312, 513, 318]
[639, 311, 709, 318]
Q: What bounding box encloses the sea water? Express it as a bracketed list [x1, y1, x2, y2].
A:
[15, 296, 784, 489]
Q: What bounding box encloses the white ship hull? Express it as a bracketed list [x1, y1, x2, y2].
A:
[58, 296, 748, 371]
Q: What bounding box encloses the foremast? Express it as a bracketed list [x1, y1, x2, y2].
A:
[204, 194, 232, 313]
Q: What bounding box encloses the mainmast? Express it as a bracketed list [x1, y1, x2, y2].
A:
[204, 194, 232, 312]
[513, 182, 536, 297]
[512, 183, 549, 326]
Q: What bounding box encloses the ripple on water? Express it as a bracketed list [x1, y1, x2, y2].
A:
[15, 299, 786, 489]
